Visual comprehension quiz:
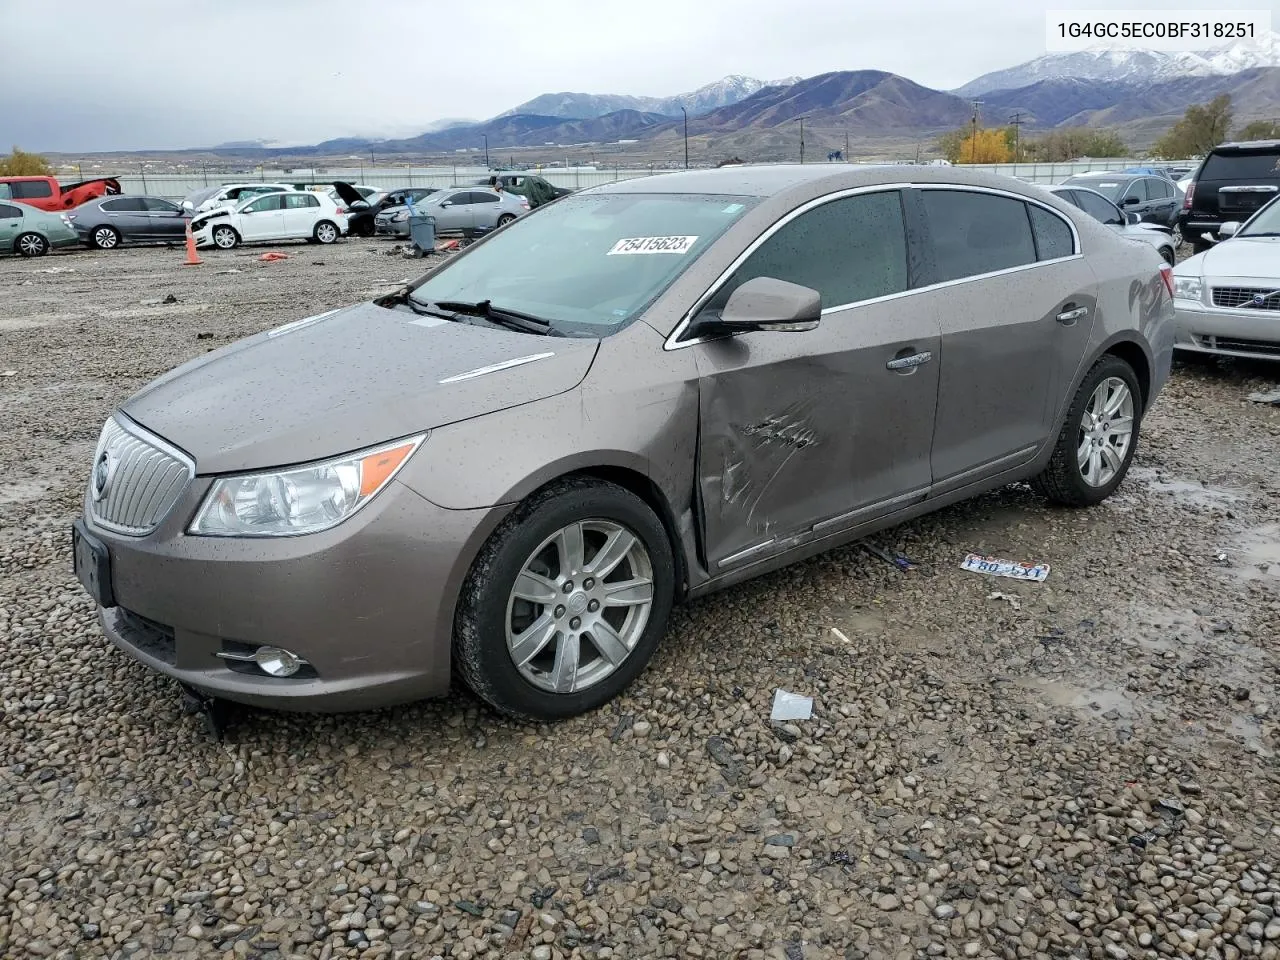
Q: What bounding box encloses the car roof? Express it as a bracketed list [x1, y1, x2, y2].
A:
[1212, 139, 1280, 153]
[0, 175, 53, 182]
[591, 163, 1065, 199]
[1066, 171, 1133, 179]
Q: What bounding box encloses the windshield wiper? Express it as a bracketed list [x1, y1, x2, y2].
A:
[1240, 231, 1280, 237]
[427, 299, 558, 335]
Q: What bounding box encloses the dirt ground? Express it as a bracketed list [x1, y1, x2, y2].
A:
[1, 240, 1278, 960]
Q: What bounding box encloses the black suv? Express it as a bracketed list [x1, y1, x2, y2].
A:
[1179, 140, 1280, 253]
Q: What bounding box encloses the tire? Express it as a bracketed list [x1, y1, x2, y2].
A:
[16, 232, 49, 257]
[496, 214, 516, 227]
[1161, 246, 1175, 265]
[212, 225, 239, 250]
[454, 478, 676, 720]
[314, 220, 339, 244]
[91, 225, 121, 250]
[1032, 355, 1142, 507]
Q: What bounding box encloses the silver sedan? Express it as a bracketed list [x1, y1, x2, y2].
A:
[376, 187, 528, 237]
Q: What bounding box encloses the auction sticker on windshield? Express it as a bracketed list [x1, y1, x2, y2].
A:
[608, 236, 699, 255]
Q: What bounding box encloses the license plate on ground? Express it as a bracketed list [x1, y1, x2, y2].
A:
[72, 519, 116, 607]
[960, 553, 1050, 582]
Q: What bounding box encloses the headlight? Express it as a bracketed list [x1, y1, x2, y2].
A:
[188, 435, 425, 537]
[391, 210, 409, 222]
[1173, 276, 1203, 302]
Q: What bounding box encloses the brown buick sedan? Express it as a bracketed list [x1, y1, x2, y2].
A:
[74, 165, 1175, 720]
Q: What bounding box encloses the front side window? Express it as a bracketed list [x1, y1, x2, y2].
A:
[143, 197, 181, 212]
[1028, 205, 1075, 260]
[244, 194, 285, 213]
[13, 180, 53, 199]
[1075, 190, 1124, 226]
[410, 192, 758, 336]
[921, 190, 1036, 282]
[705, 191, 909, 314]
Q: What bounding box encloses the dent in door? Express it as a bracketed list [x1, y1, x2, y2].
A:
[703, 388, 821, 550]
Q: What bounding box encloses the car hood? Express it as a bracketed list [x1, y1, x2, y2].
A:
[122, 301, 599, 474]
[1196, 237, 1280, 278]
[331, 181, 366, 207]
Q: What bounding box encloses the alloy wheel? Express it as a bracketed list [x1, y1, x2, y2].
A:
[94, 227, 119, 249]
[505, 519, 654, 695]
[18, 233, 47, 256]
[316, 223, 337, 243]
[1076, 376, 1135, 487]
[213, 227, 236, 249]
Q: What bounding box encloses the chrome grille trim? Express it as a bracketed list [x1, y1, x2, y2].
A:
[1211, 286, 1280, 311]
[88, 416, 194, 536]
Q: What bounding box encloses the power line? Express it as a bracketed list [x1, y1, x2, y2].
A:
[1008, 111, 1025, 162]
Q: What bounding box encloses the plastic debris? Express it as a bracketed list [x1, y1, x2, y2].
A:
[216, 268, 242, 275]
[961, 554, 1050, 582]
[258, 252, 289, 262]
[861, 543, 918, 571]
[1, 370, 15, 377]
[435, 239, 461, 252]
[1246, 388, 1280, 405]
[35, 266, 75, 274]
[771, 689, 813, 721]
[830, 626, 853, 645]
[987, 591, 1021, 610]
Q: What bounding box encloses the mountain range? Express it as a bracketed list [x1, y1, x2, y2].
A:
[195, 33, 1279, 160]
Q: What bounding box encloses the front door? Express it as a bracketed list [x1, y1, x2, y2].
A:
[143, 197, 187, 240]
[917, 188, 1097, 490]
[692, 189, 941, 569]
[434, 193, 474, 232]
[100, 197, 151, 239]
[238, 193, 286, 240]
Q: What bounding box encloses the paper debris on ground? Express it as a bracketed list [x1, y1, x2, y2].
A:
[35, 267, 75, 274]
[771, 689, 813, 721]
[987, 591, 1021, 610]
[1246, 389, 1280, 405]
[830, 627, 852, 645]
[258, 252, 289, 262]
[961, 553, 1050, 582]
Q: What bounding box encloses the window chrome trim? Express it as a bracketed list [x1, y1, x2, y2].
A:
[664, 182, 1083, 351]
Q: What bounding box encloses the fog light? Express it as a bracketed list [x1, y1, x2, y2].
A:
[253, 646, 306, 677]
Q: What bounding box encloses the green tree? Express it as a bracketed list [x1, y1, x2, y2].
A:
[1236, 119, 1280, 140]
[1022, 129, 1128, 162]
[0, 146, 54, 176]
[1151, 95, 1234, 158]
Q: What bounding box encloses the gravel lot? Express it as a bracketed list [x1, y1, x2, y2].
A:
[2, 241, 1279, 960]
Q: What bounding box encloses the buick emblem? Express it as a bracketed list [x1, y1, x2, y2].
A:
[92, 451, 114, 502]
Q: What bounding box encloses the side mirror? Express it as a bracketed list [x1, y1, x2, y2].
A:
[1122, 196, 1140, 206]
[1218, 221, 1241, 239]
[699, 277, 822, 336]
[1125, 211, 1141, 225]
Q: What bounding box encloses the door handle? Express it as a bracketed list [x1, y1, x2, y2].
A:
[1056, 305, 1088, 325]
[886, 350, 933, 371]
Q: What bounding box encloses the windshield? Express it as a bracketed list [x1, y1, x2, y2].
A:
[1068, 178, 1124, 201]
[1241, 198, 1280, 236]
[409, 192, 759, 336]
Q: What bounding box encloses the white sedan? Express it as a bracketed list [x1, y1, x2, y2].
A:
[1172, 195, 1280, 361]
[191, 191, 348, 249]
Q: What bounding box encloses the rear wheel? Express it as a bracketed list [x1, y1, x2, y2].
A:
[16, 232, 49, 257]
[212, 225, 239, 249]
[1169, 224, 1182, 247]
[1032, 355, 1141, 507]
[92, 225, 121, 250]
[497, 213, 516, 227]
[1161, 245, 1175, 265]
[314, 221, 339, 244]
[454, 478, 675, 720]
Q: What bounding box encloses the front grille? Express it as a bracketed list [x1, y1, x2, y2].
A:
[1191, 334, 1280, 356]
[115, 608, 177, 664]
[1211, 287, 1280, 311]
[88, 417, 192, 536]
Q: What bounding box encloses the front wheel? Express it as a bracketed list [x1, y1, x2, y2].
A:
[16, 232, 49, 257]
[454, 478, 676, 720]
[212, 225, 239, 249]
[314, 220, 339, 244]
[1032, 355, 1141, 507]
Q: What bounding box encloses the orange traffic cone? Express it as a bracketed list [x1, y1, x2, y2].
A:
[183, 218, 202, 266]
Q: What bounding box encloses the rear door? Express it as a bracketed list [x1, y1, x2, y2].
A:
[1145, 177, 1178, 226]
[0, 203, 22, 250]
[469, 191, 502, 228]
[917, 188, 1096, 492]
[282, 192, 322, 237]
[237, 193, 286, 240]
[692, 189, 941, 569]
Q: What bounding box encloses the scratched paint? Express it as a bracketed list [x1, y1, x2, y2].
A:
[719, 398, 820, 530]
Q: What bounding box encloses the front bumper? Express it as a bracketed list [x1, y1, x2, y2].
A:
[80, 475, 507, 712]
[375, 219, 410, 237]
[1174, 298, 1280, 360]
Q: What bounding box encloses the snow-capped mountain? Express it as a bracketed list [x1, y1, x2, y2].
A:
[497, 74, 803, 120]
[958, 31, 1278, 96]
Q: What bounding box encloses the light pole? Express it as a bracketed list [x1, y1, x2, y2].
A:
[797, 116, 807, 164]
[482, 134, 490, 169]
[680, 106, 689, 169]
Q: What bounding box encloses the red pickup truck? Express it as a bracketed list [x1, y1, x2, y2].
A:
[0, 175, 122, 212]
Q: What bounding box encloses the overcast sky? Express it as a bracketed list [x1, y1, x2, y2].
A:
[4, 0, 1277, 152]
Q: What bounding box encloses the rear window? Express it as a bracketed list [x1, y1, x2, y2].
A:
[1201, 151, 1280, 180]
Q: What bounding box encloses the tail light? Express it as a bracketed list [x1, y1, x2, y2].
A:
[335, 206, 347, 215]
[1159, 263, 1174, 298]
[1182, 183, 1194, 209]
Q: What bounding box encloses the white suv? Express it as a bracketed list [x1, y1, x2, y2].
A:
[190, 191, 348, 249]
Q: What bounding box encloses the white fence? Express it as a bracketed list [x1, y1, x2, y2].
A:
[85, 159, 1189, 201]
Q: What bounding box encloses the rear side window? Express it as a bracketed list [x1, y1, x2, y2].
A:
[0, 203, 21, 218]
[102, 198, 147, 212]
[12, 180, 53, 200]
[1149, 178, 1173, 199]
[470, 192, 500, 204]
[1201, 151, 1280, 180]
[921, 190, 1037, 282]
[1028, 206, 1075, 260]
[709, 190, 910, 311]
[285, 193, 320, 208]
